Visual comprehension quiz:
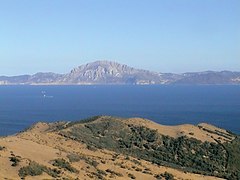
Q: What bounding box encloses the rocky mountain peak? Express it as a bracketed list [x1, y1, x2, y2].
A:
[70, 60, 133, 75]
[0, 61, 240, 85]
[64, 60, 149, 83]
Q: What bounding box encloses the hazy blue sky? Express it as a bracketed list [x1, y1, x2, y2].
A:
[0, 0, 239, 75]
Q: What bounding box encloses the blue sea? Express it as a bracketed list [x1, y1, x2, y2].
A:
[0, 85, 239, 136]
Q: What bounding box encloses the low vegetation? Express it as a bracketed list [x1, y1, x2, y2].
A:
[128, 173, 136, 179]
[67, 153, 99, 168]
[155, 171, 174, 180]
[67, 153, 82, 163]
[18, 161, 61, 178]
[198, 125, 234, 141]
[59, 117, 240, 179]
[222, 137, 240, 179]
[52, 158, 79, 173]
[9, 156, 20, 166]
[1, 116, 238, 179]
[105, 169, 123, 177]
[0, 146, 5, 151]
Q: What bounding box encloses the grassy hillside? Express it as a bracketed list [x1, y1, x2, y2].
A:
[59, 116, 240, 179]
[0, 116, 239, 179]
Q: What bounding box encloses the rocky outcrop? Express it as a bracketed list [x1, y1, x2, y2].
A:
[60, 61, 171, 84]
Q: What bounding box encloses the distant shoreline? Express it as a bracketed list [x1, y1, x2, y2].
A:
[1, 83, 240, 86]
[0, 61, 240, 85]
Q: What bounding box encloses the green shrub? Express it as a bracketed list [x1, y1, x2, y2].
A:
[223, 137, 240, 179]
[58, 116, 240, 179]
[161, 172, 174, 180]
[67, 153, 82, 162]
[19, 162, 44, 177]
[19, 161, 61, 178]
[53, 158, 79, 173]
[155, 172, 174, 180]
[97, 169, 107, 176]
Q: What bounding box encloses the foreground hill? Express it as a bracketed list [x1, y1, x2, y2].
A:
[0, 116, 239, 179]
[0, 61, 240, 85]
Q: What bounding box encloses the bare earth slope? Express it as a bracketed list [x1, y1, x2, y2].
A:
[0, 116, 239, 180]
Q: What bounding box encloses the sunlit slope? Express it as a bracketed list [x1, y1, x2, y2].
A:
[0, 116, 239, 179]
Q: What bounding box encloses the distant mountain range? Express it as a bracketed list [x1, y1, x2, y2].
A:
[0, 61, 240, 85]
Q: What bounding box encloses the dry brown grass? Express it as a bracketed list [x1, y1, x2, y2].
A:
[0, 118, 228, 179]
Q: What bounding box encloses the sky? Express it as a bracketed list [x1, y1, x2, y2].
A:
[0, 0, 239, 75]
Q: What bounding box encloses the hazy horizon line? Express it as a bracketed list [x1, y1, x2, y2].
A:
[1, 60, 239, 76]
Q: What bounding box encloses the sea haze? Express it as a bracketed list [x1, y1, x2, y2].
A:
[0, 85, 239, 136]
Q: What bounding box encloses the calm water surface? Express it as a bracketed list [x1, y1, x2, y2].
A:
[0, 85, 239, 136]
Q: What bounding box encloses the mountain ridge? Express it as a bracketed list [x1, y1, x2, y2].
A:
[0, 60, 240, 85]
[1, 116, 239, 179]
